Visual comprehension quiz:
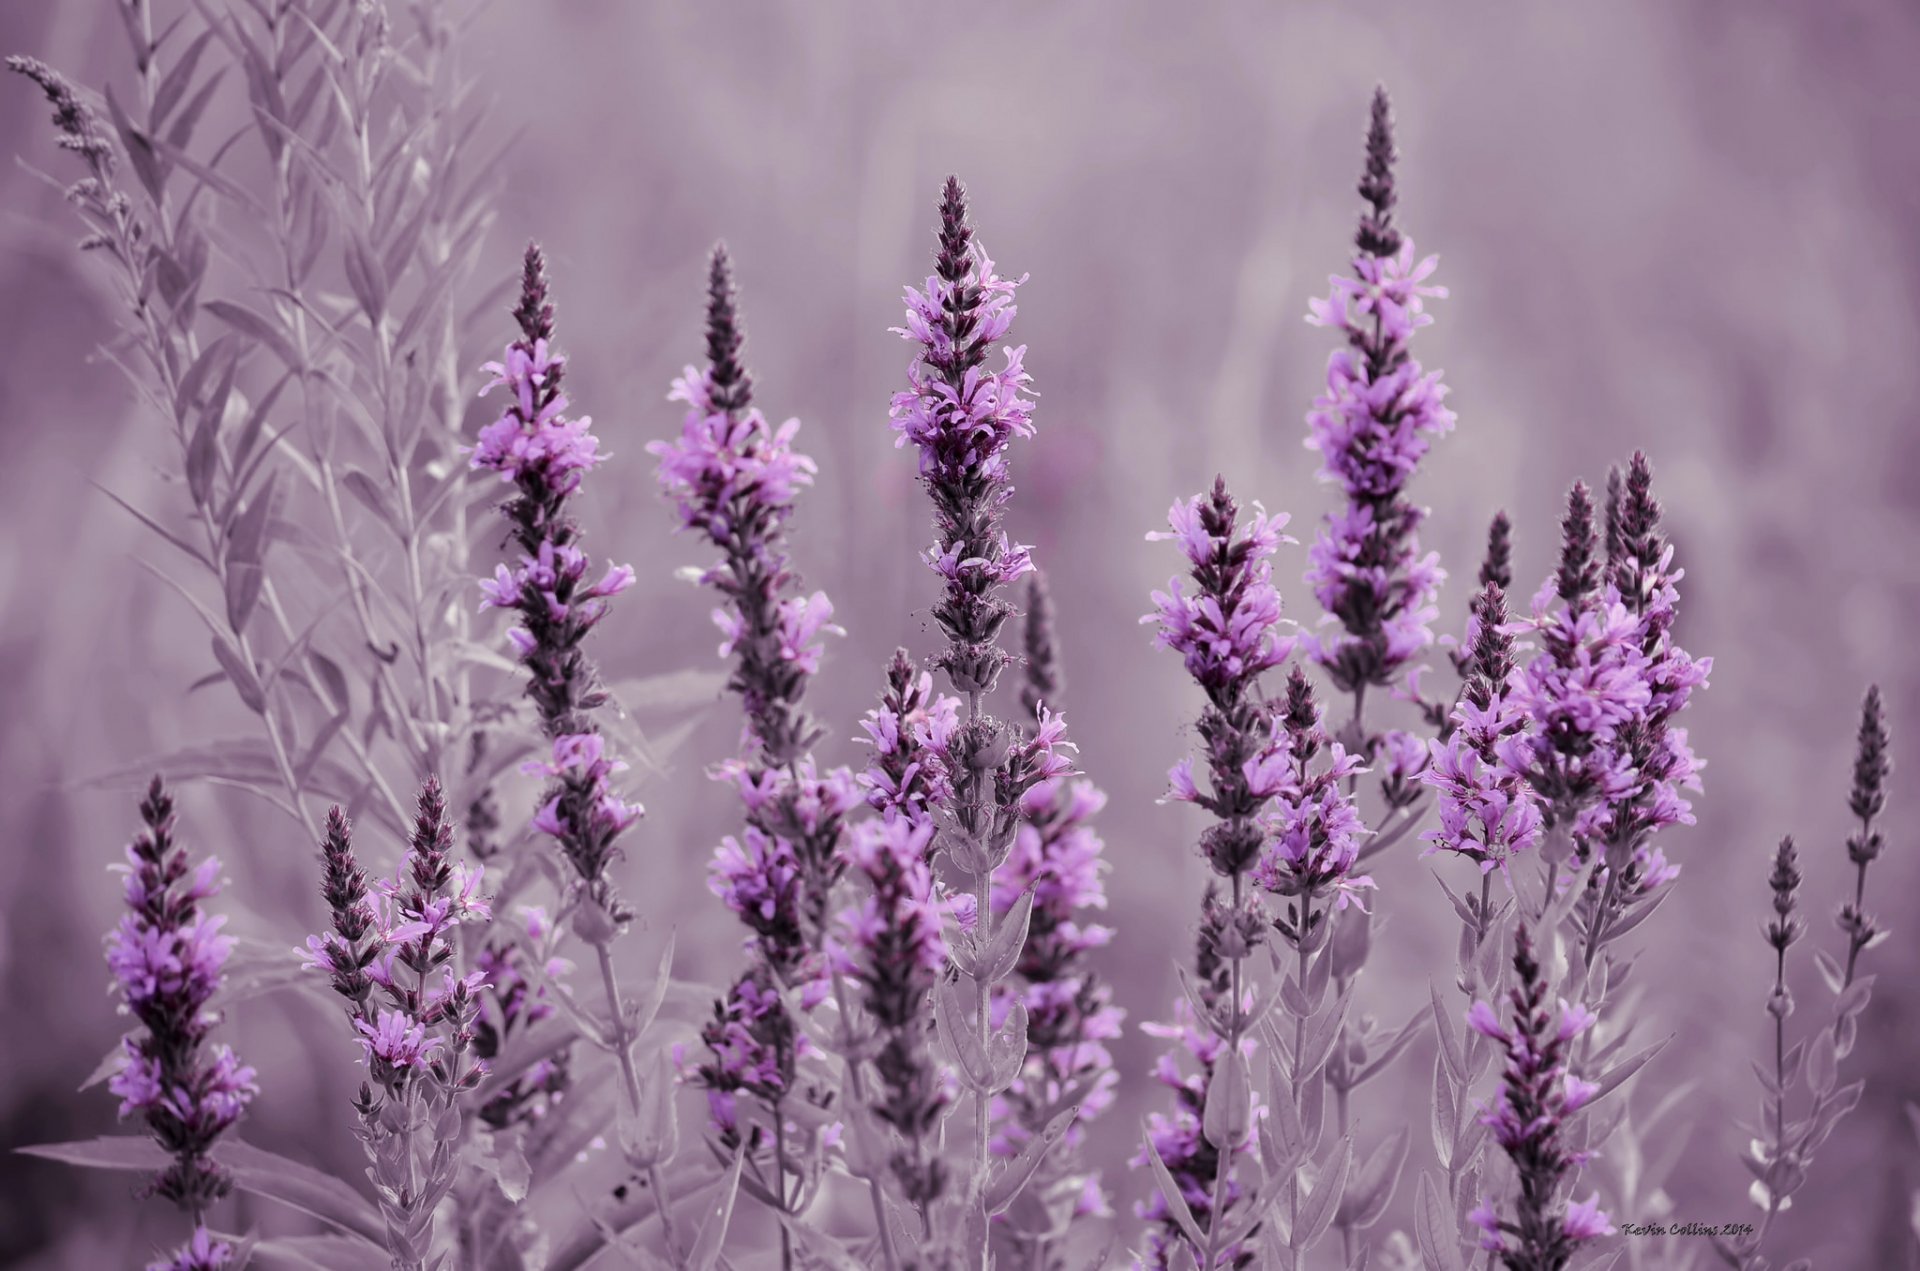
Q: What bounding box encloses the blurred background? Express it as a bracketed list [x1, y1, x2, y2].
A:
[3, 0, 1917, 1266]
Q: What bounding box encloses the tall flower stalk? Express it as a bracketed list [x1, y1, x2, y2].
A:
[891, 176, 1072, 1265]
[654, 244, 855, 1261]
[471, 246, 682, 1254]
[988, 573, 1126, 1263]
[1302, 87, 1454, 760]
[1714, 688, 1890, 1269]
[1139, 480, 1302, 1269]
[106, 778, 258, 1271]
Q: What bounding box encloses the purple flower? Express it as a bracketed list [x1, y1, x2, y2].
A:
[104, 778, 255, 1215]
[473, 906, 573, 1129]
[857, 650, 961, 826]
[1423, 580, 1547, 874]
[470, 337, 604, 491]
[990, 768, 1125, 1209]
[693, 964, 806, 1149]
[307, 782, 490, 1107]
[1143, 484, 1297, 699]
[1300, 89, 1455, 699]
[1465, 925, 1613, 1267]
[356, 1009, 443, 1074]
[837, 814, 949, 1204]
[144, 1227, 235, 1271]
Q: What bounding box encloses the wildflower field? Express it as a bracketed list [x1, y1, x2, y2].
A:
[1, 3, 1916, 1269]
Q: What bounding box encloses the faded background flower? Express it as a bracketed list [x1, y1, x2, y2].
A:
[2, 1, 1917, 1266]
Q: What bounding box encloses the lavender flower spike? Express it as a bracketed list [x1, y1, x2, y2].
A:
[837, 815, 950, 1207]
[653, 244, 838, 766]
[1302, 86, 1455, 710]
[475, 244, 640, 918]
[891, 175, 1036, 697]
[106, 777, 256, 1267]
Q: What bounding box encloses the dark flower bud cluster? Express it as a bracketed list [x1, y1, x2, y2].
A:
[105, 777, 257, 1234]
[1465, 925, 1614, 1269]
[1838, 685, 1892, 980]
[838, 815, 950, 1207]
[1764, 836, 1802, 1019]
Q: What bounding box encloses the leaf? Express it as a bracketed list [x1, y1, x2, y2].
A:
[343, 227, 387, 323]
[80, 1038, 132, 1092]
[205, 298, 300, 368]
[1142, 1126, 1208, 1254]
[604, 668, 731, 717]
[1413, 1171, 1467, 1271]
[1591, 1034, 1671, 1105]
[1298, 1135, 1352, 1251]
[979, 888, 1034, 987]
[152, 27, 219, 127]
[223, 936, 332, 1007]
[986, 999, 1030, 1093]
[250, 1235, 390, 1271]
[90, 480, 211, 567]
[1335, 1124, 1410, 1230]
[627, 931, 677, 1042]
[1203, 1047, 1254, 1151]
[1431, 1054, 1457, 1169]
[986, 1101, 1078, 1215]
[224, 470, 278, 634]
[80, 738, 361, 807]
[1430, 981, 1465, 1084]
[686, 1142, 745, 1271]
[210, 635, 266, 714]
[774, 1215, 867, 1271]
[294, 713, 350, 790]
[1349, 1008, 1430, 1087]
[103, 83, 165, 202]
[186, 400, 222, 508]
[308, 651, 350, 711]
[1834, 974, 1874, 1021]
[214, 1141, 386, 1243]
[1805, 1029, 1838, 1097]
[1812, 948, 1845, 995]
[338, 466, 398, 535]
[17, 1135, 168, 1172]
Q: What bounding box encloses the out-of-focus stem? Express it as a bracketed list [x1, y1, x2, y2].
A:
[1201, 871, 1247, 1270]
[593, 937, 681, 1265]
[829, 973, 901, 1271]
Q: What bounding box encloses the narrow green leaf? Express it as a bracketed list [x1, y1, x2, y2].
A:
[687, 1142, 745, 1271]
[1413, 1171, 1466, 1271]
[217, 1140, 385, 1244]
[223, 470, 277, 633]
[18, 1135, 167, 1171]
[210, 635, 266, 713]
[205, 298, 300, 369]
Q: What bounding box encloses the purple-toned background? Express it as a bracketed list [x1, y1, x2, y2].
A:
[4, 2, 1917, 1266]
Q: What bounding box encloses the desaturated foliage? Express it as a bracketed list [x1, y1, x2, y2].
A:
[4, 6, 1907, 1271]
